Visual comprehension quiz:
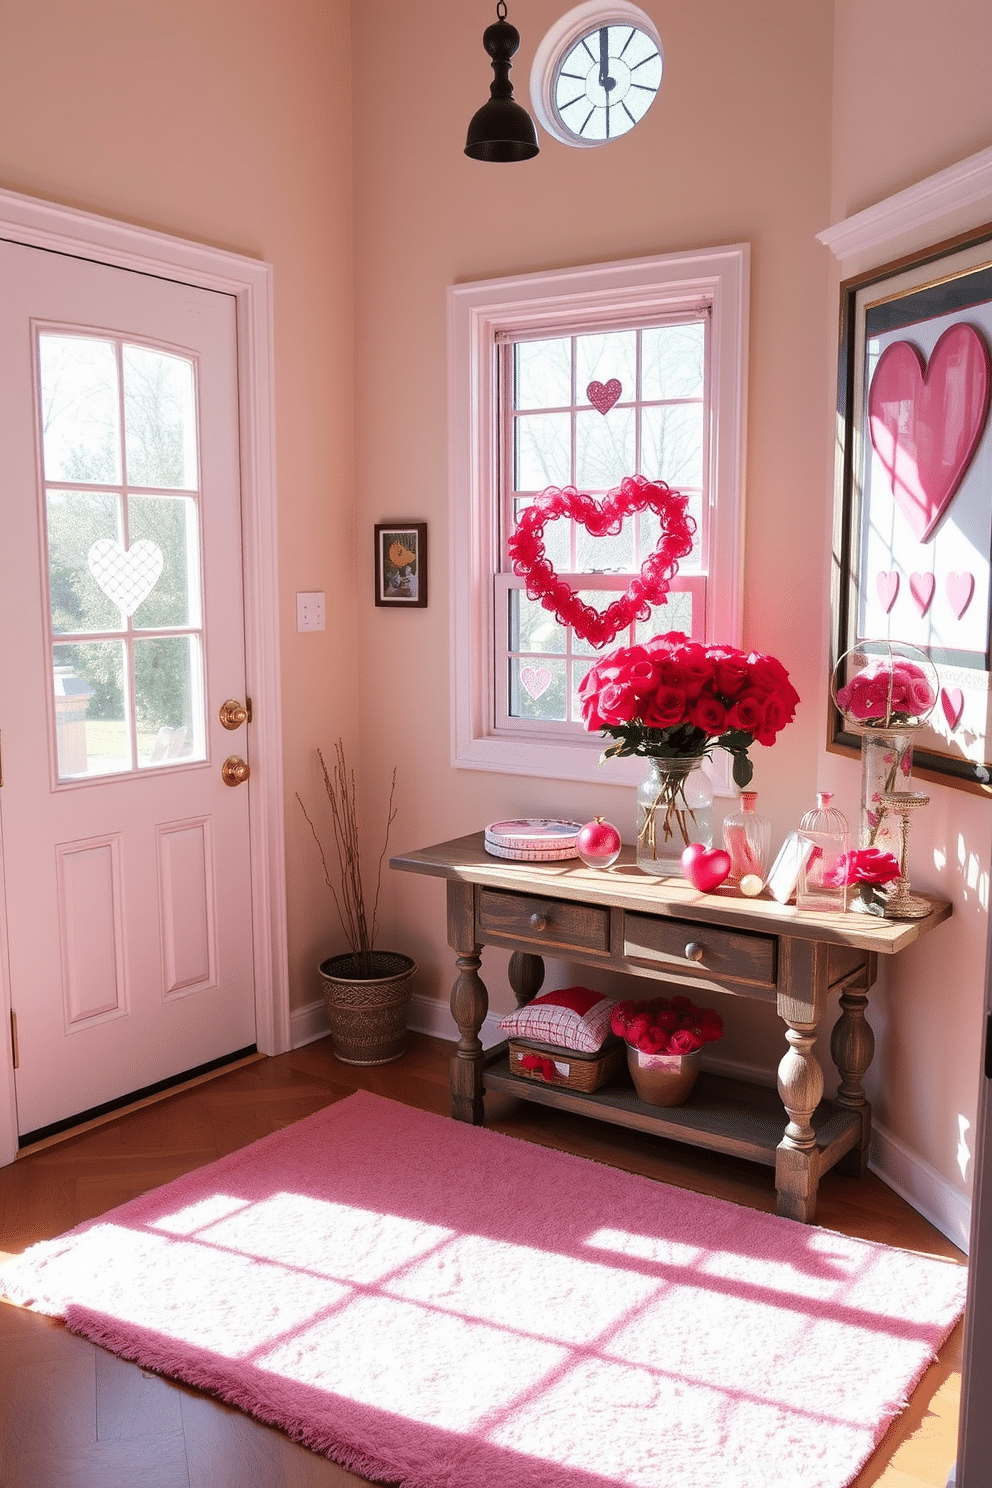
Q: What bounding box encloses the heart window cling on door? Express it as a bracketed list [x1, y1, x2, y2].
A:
[88, 539, 164, 616]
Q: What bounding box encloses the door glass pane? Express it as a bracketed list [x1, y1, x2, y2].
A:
[47, 489, 124, 633]
[129, 495, 200, 628]
[123, 345, 198, 489]
[53, 641, 128, 778]
[134, 635, 204, 767]
[38, 336, 121, 484]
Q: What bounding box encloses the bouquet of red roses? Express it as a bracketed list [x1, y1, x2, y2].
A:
[610, 994, 724, 1056]
[578, 631, 800, 789]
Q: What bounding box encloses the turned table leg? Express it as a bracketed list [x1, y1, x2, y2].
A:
[450, 948, 489, 1125]
[830, 966, 876, 1177]
[508, 950, 545, 1007]
[447, 880, 488, 1125]
[775, 940, 829, 1223]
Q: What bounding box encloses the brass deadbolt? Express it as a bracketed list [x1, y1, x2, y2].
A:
[219, 698, 250, 730]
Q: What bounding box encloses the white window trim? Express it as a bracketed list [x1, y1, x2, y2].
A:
[448, 244, 749, 787]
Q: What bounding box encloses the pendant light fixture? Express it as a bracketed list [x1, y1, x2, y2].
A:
[465, 1, 540, 162]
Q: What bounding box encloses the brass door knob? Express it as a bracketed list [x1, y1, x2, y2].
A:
[219, 699, 250, 730]
[221, 755, 250, 787]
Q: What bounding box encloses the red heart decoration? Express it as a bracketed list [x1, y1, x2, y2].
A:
[946, 571, 975, 619]
[681, 843, 731, 892]
[868, 324, 991, 543]
[587, 379, 622, 415]
[507, 476, 696, 647]
[877, 571, 899, 612]
[909, 571, 935, 615]
[942, 687, 964, 730]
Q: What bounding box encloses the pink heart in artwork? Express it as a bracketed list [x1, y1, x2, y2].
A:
[87, 538, 164, 616]
[946, 571, 975, 619]
[520, 666, 552, 700]
[876, 571, 899, 612]
[507, 476, 695, 647]
[942, 687, 964, 730]
[868, 323, 991, 543]
[586, 379, 622, 415]
[908, 572, 935, 615]
[681, 843, 732, 893]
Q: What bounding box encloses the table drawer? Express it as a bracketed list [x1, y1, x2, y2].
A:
[624, 912, 777, 989]
[478, 889, 610, 954]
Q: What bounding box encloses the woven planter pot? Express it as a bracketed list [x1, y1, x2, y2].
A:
[318, 951, 416, 1066]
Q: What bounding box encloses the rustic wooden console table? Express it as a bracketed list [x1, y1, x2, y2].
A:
[391, 833, 951, 1222]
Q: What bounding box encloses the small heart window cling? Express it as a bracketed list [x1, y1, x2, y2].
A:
[88, 538, 164, 616]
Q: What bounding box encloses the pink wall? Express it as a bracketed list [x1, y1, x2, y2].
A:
[0, 0, 359, 1013]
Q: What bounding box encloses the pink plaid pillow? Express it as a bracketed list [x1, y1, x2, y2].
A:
[498, 986, 616, 1053]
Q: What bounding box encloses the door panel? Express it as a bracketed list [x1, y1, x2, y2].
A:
[0, 238, 255, 1136]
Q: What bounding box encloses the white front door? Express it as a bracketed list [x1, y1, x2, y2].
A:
[0, 238, 256, 1138]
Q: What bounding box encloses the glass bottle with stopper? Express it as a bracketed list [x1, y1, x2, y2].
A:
[797, 791, 849, 913]
[722, 791, 771, 888]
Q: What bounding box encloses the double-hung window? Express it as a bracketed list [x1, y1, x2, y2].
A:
[449, 246, 748, 785]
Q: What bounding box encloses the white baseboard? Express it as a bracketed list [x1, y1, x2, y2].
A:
[868, 1119, 972, 1253]
[290, 992, 505, 1051]
[291, 997, 972, 1249]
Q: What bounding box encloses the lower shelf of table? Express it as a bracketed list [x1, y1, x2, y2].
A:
[482, 1055, 862, 1171]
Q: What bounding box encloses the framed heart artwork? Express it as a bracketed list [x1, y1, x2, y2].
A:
[831, 223, 992, 792]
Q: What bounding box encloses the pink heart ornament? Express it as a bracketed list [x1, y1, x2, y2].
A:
[868, 324, 991, 543]
[876, 571, 899, 612]
[520, 665, 551, 700]
[909, 572, 935, 615]
[946, 571, 975, 619]
[587, 379, 622, 415]
[681, 843, 731, 893]
[942, 687, 964, 730]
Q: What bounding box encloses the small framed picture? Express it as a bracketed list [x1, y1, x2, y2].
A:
[766, 831, 816, 905]
[374, 522, 427, 608]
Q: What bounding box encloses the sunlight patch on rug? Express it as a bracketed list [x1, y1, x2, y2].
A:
[0, 1091, 967, 1488]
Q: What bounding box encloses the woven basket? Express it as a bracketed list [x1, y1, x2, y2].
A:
[319, 951, 416, 1066]
[508, 1036, 624, 1092]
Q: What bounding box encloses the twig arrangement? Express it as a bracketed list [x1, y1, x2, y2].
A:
[297, 740, 398, 977]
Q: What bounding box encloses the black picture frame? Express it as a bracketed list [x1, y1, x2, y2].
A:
[374, 522, 428, 608]
[830, 224, 992, 793]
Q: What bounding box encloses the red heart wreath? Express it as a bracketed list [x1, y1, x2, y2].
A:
[507, 475, 696, 647]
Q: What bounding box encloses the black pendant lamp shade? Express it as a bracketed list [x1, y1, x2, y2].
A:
[465, 1, 539, 162]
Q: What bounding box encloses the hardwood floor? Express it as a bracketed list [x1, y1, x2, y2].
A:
[0, 1032, 965, 1488]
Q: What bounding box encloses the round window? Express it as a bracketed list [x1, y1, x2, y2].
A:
[531, 2, 663, 148]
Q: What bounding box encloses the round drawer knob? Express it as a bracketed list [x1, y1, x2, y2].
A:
[529, 912, 549, 932]
[684, 941, 704, 962]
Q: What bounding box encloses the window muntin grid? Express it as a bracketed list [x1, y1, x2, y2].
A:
[496, 315, 709, 734]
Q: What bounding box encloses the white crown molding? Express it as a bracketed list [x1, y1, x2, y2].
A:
[817, 145, 992, 266]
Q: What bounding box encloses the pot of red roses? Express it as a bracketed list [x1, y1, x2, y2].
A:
[831, 640, 937, 861]
[611, 995, 724, 1106]
[578, 631, 800, 877]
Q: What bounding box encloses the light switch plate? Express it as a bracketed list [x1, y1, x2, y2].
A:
[296, 592, 326, 632]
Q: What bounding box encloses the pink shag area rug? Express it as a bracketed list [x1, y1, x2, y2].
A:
[1, 1091, 966, 1488]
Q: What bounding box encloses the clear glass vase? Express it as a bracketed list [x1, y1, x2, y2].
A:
[859, 727, 916, 857]
[722, 790, 771, 884]
[636, 755, 713, 876]
[797, 791, 849, 913]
